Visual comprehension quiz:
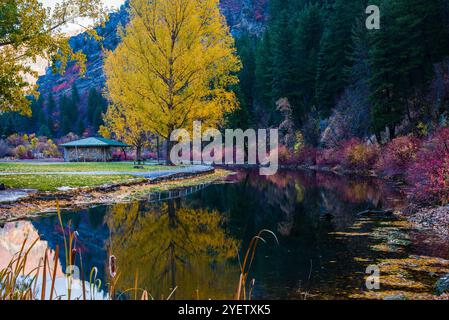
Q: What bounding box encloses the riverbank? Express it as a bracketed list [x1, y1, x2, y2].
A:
[283, 164, 449, 241]
[400, 205, 449, 240]
[0, 167, 232, 222]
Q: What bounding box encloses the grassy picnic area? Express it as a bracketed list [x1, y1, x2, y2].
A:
[0, 162, 174, 191]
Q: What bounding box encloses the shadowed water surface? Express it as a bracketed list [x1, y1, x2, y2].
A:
[1, 170, 448, 299]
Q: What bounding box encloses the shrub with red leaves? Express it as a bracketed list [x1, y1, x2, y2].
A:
[314, 138, 379, 171]
[375, 136, 421, 178]
[316, 147, 342, 167]
[278, 145, 299, 166]
[407, 128, 449, 205]
[297, 146, 317, 166]
[341, 138, 379, 171]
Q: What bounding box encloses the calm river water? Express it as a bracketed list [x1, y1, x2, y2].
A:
[1, 170, 448, 299]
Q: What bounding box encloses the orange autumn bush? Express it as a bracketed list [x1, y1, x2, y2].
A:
[315, 138, 379, 171]
[344, 140, 379, 171]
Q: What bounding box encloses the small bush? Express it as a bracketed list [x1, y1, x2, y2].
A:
[342, 139, 379, 171]
[0, 140, 12, 158]
[6, 134, 27, 147]
[297, 146, 317, 166]
[40, 139, 61, 158]
[14, 145, 32, 159]
[314, 138, 379, 171]
[407, 128, 449, 205]
[375, 136, 421, 178]
[316, 148, 341, 167]
[278, 145, 299, 166]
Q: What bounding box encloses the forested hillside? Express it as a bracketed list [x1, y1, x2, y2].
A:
[1, 0, 448, 147]
[0, 0, 268, 138]
[232, 0, 449, 146]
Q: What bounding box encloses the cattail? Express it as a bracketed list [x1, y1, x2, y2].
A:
[109, 255, 117, 278]
[71, 248, 77, 266]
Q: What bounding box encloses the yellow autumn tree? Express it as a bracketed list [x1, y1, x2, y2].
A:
[103, 0, 241, 164]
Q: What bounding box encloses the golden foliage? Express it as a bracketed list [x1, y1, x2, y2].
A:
[103, 0, 242, 141]
[106, 200, 240, 299]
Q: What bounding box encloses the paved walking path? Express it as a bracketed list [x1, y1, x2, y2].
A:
[0, 190, 35, 203]
[0, 165, 213, 178]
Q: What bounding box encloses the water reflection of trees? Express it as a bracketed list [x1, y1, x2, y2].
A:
[105, 200, 240, 299]
[182, 170, 406, 299]
[229, 170, 403, 233]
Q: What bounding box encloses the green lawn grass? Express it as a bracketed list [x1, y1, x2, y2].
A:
[0, 162, 176, 191]
[0, 162, 174, 173]
[0, 174, 145, 191]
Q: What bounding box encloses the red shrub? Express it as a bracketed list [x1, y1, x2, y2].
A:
[407, 128, 449, 205]
[278, 145, 299, 166]
[297, 146, 317, 166]
[112, 150, 129, 161]
[315, 138, 379, 171]
[341, 138, 379, 171]
[112, 150, 158, 162]
[375, 136, 421, 178]
[316, 148, 341, 166]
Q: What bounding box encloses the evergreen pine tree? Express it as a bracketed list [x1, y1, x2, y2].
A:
[38, 124, 51, 137]
[46, 93, 57, 136]
[290, 3, 325, 124]
[254, 32, 274, 123]
[315, 0, 364, 117]
[270, 8, 294, 101]
[76, 120, 85, 136]
[369, 0, 449, 138]
[87, 87, 98, 125]
[59, 95, 73, 135]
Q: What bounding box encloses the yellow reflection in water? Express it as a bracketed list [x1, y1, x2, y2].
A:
[106, 200, 241, 299]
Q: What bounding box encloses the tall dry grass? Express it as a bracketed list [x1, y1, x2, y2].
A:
[0, 202, 275, 300]
[235, 229, 279, 300]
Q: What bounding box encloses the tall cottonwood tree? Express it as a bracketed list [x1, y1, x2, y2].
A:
[0, 0, 106, 114]
[104, 0, 241, 164]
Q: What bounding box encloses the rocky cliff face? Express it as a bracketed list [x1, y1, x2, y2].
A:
[37, 0, 268, 113]
[37, 3, 129, 105]
[221, 0, 268, 36]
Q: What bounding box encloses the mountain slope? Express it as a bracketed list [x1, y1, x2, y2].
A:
[36, 0, 268, 115]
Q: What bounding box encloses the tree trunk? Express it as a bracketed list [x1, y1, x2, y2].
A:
[165, 126, 175, 166]
[388, 124, 396, 140]
[156, 136, 160, 163]
[136, 145, 142, 165]
[165, 138, 174, 166]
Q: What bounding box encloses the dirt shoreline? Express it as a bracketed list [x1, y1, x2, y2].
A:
[0, 168, 232, 223]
